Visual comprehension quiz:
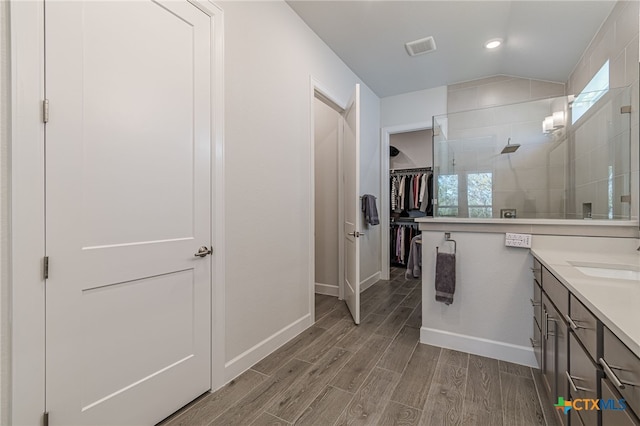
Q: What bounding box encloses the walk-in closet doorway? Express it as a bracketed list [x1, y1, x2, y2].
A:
[380, 124, 434, 280]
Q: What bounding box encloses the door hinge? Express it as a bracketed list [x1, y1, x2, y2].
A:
[43, 99, 49, 123]
[43, 411, 49, 426]
[43, 256, 49, 280]
[621, 105, 632, 114]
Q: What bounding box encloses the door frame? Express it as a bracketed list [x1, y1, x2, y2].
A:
[308, 77, 346, 318]
[8, 2, 225, 424]
[379, 122, 433, 280]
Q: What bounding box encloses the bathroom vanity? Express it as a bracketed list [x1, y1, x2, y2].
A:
[531, 238, 640, 426]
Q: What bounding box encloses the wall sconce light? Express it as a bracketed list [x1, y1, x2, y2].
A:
[543, 111, 565, 134]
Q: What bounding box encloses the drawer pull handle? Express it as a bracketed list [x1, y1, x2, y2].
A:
[530, 267, 541, 272]
[565, 314, 585, 331]
[600, 358, 625, 389]
[530, 298, 541, 307]
[566, 371, 592, 393]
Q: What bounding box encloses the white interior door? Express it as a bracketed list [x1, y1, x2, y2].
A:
[45, 1, 212, 424]
[343, 84, 361, 324]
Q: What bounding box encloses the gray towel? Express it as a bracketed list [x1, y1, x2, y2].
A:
[361, 194, 379, 226]
[435, 252, 456, 305]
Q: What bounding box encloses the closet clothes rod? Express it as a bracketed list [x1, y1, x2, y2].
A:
[390, 167, 432, 175]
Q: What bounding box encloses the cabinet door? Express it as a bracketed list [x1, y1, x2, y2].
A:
[532, 281, 543, 369]
[568, 334, 598, 426]
[543, 293, 568, 426]
[533, 319, 543, 370]
[554, 304, 568, 426]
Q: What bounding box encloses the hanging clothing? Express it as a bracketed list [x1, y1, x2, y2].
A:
[391, 170, 432, 216]
[390, 223, 421, 266]
[390, 176, 398, 211]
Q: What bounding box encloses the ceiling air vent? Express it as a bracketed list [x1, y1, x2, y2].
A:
[405, 36, 437, 57]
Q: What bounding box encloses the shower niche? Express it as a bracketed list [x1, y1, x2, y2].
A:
[432, 86, 632, 220]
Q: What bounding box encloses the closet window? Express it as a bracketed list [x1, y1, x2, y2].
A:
[467, 172, 493, 218]
[437, 174, 458, 216]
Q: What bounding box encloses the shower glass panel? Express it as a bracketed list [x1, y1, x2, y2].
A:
[432, 86, 631, 220]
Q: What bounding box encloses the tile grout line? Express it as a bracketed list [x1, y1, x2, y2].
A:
[499, 365, 506, 426]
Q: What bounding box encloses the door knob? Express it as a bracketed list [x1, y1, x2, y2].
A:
[194, 246, 212, 257]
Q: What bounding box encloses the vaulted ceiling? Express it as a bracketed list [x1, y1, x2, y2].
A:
[287, 1, 617, 97]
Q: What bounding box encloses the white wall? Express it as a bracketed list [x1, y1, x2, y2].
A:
[220, 1, 380, 379]
[421, 231, 536, 367]
[389, 130, 433, 170]
[0, 1, 10, 423]
[381, 86, 447, 128]
[314, 98, 340, 293]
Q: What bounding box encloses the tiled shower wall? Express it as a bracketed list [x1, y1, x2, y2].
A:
[445, 76, 566, 218]
[567, 0, 640, 220]
[447, 75, 565, 114]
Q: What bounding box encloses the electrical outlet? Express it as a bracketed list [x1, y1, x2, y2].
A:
[505, 233, 532, 248]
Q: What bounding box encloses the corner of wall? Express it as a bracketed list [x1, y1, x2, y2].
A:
[0, 0, 10, 423]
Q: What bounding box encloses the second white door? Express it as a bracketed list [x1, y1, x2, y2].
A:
[343, 84, 361, 324]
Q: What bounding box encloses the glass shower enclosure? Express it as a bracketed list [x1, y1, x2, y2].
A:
[432, 86, 632, 220]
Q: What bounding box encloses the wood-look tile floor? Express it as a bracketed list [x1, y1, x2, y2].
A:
[159, 268, 559, 426]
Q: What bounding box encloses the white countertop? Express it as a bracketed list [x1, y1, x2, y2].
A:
[530, 236, 640, 358]
[415, 217, 639, 227]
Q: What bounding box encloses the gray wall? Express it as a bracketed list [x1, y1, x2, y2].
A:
[314, 97, 340, 292]
[1, 0, 10, 423]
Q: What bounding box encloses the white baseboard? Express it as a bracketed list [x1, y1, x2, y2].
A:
[420, 327, 538, 368]
[224, 314, 313, 382]
[315, 282, 339, 297]
[360, 271, 380, 293]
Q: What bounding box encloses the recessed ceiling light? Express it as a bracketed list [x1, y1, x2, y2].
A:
[485, 38, 502, 49]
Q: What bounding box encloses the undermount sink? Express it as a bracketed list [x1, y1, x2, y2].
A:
[569, 261, 640, 281]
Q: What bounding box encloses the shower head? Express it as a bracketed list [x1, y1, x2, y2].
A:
[500, 138, 520, 154]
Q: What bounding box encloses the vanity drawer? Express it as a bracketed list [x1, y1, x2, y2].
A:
[568, 295, 598, 362]
[601, 327, 640, 419]
[568, 333, 598, 426]
[532, 257, 542, 284]
[601, 377, 640, 425]
[542, 266, 568, 317]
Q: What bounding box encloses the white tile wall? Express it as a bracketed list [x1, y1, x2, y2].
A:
[568, 0, 639, 219]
